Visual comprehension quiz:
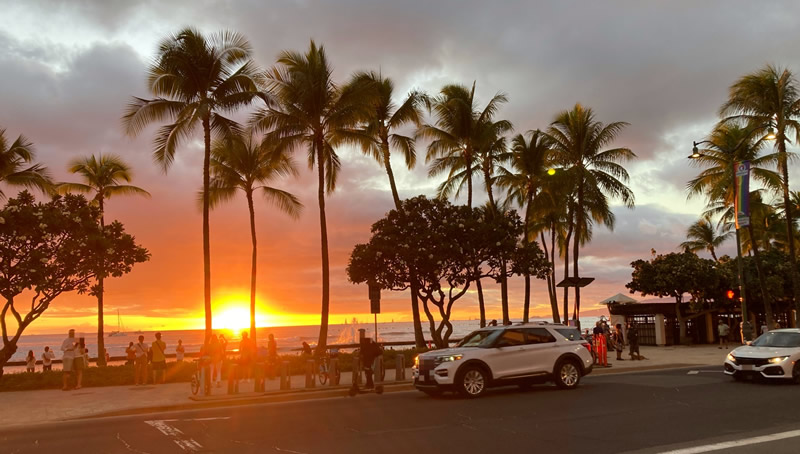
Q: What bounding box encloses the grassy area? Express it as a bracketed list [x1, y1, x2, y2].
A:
[0, 348, 429, 392]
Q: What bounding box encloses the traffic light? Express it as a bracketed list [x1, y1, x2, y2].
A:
[726, 289, 735, 300]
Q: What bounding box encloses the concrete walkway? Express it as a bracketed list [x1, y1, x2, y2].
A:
[0, 344, 730, 428]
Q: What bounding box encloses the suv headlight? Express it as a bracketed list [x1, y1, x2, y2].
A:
[768, 356, 789, 364]
[413, 355, 419, 368]
[434, 354, 463, 365]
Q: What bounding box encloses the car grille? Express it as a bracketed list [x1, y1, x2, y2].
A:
[734, 357, 770, 367]
[418, 358, 435, 381]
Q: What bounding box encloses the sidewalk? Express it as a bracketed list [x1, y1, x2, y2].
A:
[0, 345, 729, 428]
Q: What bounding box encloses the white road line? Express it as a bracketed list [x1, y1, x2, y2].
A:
[658, 429, 800, 454]
[144, 420, 204, 452]
[157, 417, 231, 422]
[687, 371, 699, 375]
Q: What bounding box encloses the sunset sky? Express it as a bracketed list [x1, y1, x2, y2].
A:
[3, 1, 800, 335]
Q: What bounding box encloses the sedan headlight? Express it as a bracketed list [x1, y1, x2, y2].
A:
[768, 356, 789, 364]
[726, 353, 736, 363]
[434, 354, 463, 365]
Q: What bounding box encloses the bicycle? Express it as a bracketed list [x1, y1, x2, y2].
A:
[317, 350, 341, 385]
[190, 359, 210, 395]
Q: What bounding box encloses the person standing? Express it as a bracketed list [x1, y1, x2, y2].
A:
[60, 329, 79, 390]
[238, 331, 255, 382]
[176, 340, 185, 362]
[613, 324, 625, 361]
[718, 319, 730, 350]
[72, 337, 85, 389]
[42, 346, 55, 371]
[593, 322, 608, 367]
[628, 323, 640, 360]
[133, 335, 148, 385]
[25, 350, 36, 373]
[125, 342, 136, 366]
[267, 333, 278, 380]
[151, 332, 167, 384]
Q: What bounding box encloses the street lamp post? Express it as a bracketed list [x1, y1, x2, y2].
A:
[689, 127, 773, 342]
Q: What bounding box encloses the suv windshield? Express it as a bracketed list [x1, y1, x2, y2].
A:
[751, 331, 800, 348]
[457, 329, 502, 348]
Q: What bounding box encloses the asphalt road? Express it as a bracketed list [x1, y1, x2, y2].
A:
[3, 366, 800, 454]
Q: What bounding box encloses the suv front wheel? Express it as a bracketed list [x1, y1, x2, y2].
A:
[456, 365, 488, 398]
[554, 360, 581, 389]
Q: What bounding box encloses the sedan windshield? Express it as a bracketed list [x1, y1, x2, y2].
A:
[751, 331, 800, 348]
[457, 330, 502, 348]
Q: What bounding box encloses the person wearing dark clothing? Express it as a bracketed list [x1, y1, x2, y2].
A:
[360, 338, 382, 388]
[592, 322, 607, 366]
[613, 324, 625, 360]
[301, 341, 313, 357]
[627, 323, 640, 360]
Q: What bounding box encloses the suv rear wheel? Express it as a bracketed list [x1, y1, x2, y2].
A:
[457, 366, 488, 398]
[554, 360, 581, 389]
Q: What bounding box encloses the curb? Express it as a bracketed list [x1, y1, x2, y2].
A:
[187, 380, 413, 402]
[80, 381, 415, 420]
[589, 363, 712, 376]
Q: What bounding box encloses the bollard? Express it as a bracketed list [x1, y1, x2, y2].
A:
[254, 362, 265, 392]
[280, 361, 290, 390]
[330, 358, 340, 386]
[227, 364, 239, 395]
[305, 359, 316, 388]
[395, 355, 405, 381]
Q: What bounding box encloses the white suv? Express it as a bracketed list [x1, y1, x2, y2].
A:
[412, 323, 594, 397]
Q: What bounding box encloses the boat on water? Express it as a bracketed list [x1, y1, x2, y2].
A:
[108, 310, 130, 337]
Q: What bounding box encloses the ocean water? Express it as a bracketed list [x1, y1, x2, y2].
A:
[6, 317, 601, 366]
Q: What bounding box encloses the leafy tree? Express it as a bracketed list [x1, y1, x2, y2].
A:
[252, 41, 373, 350]
[58, 153, 150, 366]
[347, 196, 548, 347]
[208, 134, 302, 342]
[720, 65, 800, 325]
[0, 192, 150, 373]
[0, 129, 52, 198]
[626, 251, 729, 344]
[123, 28, 263, 340]
[547, 104, 635, 325]
[346, 71, 428, 346]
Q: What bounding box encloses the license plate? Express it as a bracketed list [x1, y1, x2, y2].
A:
[741, 365, 754, 371]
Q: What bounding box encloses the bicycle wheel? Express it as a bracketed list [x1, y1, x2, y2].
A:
[190, 373, 200, 395]
[319, 371, 328, 385]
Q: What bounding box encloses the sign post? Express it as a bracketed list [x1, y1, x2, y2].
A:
[368, 282, 381, 341]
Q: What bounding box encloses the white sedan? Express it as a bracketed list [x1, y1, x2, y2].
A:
[723, 328, 800, 383]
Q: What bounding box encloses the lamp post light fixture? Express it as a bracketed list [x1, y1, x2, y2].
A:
[689, 127, 774, 342]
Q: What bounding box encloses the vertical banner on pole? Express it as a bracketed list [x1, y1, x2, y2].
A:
[735, 161, 750, 229]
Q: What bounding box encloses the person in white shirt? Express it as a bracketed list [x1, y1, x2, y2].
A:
[60, 329, 79, 390]
[176, 340, 185, 362]
[133, 335, 149, 385]
[41, 346, 55, 371]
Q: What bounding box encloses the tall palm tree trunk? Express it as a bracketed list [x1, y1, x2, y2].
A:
[247, 191, 258, 342]
[476, 276, 486, 327]
[97, 198, 106, 366]
[563, 210, 574, 325]
[550, 225, 560, 317]
[522, 201, 532, 323]
[539, 231, 557, 323]
[383, 142, 424, 346]
[202, 116, 213, 339]
[316, 141, 331, 351]
[747, 223, 773, 327]
[778, 136, 800, 326]
[466, 148, 473, 208]
[573, 187, 583, 327]
[500, 264, 509, 324]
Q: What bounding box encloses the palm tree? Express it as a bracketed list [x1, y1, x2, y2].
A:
[208, 135, 302, 343]
[679, 217, 731, 261]
[421, 82, 508, 207]
[122, 28, 263, 339]
[421, 82, 510, 324]
[0, 129, 52, 198]
[58, 154, 150, 366]
[497, 130, 556, 322]
[688, 124, 781, 327]
[546, 104, 635, 325]
[720, 64, 800, 324]
[347, 71, 427, 346]
[251, 40, 373, 350]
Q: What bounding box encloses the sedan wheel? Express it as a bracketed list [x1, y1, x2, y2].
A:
[555, 361, 581, 389]
[458, 367, 487, 398]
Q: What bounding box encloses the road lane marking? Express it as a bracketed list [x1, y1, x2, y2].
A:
[144, 420, 203, 452]
[687, 371, 699, 375]
[658, 429, 800, 453]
